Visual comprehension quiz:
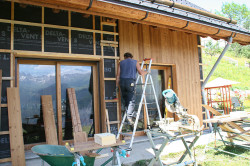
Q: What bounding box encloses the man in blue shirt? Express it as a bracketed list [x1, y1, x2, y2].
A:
[116, 52, 147, 125]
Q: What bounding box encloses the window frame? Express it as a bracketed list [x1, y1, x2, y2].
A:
[16, 59, 99, 147]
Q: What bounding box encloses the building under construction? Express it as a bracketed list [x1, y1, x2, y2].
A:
[0, 0, 249, 165]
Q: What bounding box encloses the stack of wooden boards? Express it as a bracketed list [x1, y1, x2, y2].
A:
[203, 105, 250, 142]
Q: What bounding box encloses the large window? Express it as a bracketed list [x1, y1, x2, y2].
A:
[19, 63, 56, 144]
[61, 65, 94, 140]
[18, 60, 98, 144]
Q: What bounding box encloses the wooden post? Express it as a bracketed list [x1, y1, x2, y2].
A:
[41, 95, 58, 145]
[7, 88, 25, 166]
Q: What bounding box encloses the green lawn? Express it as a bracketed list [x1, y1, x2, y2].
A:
[161, 142, 250, 166]
[202, 54, 250, 90]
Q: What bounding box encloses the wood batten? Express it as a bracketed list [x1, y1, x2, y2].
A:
[7, 88, 25, 166]
[14, 51, 101, 61]
[13, 0, 250, 45]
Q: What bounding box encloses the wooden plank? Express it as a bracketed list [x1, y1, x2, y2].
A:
[2, 77, 14, 81]
[1, 104, 7, 107]
[66, 140, 125, 152]
[14, 51, 101, 61]
[105, 109, 111, 133]
[7, 88, 25, 166]
[74, 132, 87, 145]
[56, 63, 63, 145]
[100, 40, 118, 45]
[41, 95, 58, 145]
[0, 158, 11, 163]
[99, 59, 106, 132]
[93, 65, 100, 133]
[0, 131, 9, 135]
[203, 105, 250, 138]
[67, 88, 88, 144]
[101, 22, 117, 26]
[100, 43, 118, 47]
[109, 121, 120, 125]
[220, 124, 250, 142]
[0, 18, 118, 36]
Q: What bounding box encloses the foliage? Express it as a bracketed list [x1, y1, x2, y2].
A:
[215, 3, 250, 59]
[215, 2, 250, 30]
[204, 40, 221, 58]
[229, 43, 250, 59]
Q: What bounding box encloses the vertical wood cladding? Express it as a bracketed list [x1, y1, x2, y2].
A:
[119, 20, 202, 123]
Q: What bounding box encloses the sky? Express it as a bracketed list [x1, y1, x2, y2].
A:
[187, 0, 250, 13]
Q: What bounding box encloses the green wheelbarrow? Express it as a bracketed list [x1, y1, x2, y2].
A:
[32, 145, 95, 166]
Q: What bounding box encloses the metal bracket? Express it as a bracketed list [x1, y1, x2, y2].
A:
[169, 1, 175, 8]
[213, 29, 221, 35]
[141, 11, 149, 20]
[232, 32, 237, 38]
[182, 21, 189, 29]
[86, 0, 93, 10]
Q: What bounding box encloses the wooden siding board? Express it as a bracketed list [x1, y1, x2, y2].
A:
[119, 21, 203, 124]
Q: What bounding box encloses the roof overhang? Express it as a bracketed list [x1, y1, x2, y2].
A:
[15, 0, 250, 45]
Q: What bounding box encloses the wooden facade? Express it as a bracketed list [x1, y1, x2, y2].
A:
[119, 21, 202, 121]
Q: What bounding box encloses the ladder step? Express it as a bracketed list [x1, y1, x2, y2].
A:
[147, 108, 158, 110]
[135, 102, 156, 105]
[136, 83, 152, 85]
[135, 93, 154, 95]
[120, 133, 133, 137]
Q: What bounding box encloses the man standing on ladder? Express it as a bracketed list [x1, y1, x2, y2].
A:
[116, 52, 147, 125]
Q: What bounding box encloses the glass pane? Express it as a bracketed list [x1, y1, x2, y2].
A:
[61, 65, 94, 140]
[148, 69, 165, 124]
[19, 64, 56, 144]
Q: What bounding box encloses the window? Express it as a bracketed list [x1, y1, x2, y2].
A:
[18, 60, 98, 144]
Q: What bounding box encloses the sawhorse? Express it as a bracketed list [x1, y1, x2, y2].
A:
[145, 129, 201, 166]
[66, 141, 126, 166]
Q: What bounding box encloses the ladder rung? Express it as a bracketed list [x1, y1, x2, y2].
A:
[147, 108, 158, 110]
[135, 93, 154, 95]
[136, 83, 152, 85]
[136, 102, 156, 105]
[120, 133, 133, 137]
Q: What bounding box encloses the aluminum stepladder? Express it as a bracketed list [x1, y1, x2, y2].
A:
[116, 58, 163, 156]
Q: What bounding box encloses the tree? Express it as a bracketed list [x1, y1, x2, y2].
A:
[216, 3, 250, 30]
[215, 3, 250, 59]
[204, 40, 221, 59]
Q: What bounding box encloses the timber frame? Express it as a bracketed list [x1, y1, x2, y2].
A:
[10, 0, 250, 45]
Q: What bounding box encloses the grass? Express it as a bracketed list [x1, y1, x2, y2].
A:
[126, 140, 250, 166]
[160, 142, 250, 166]
[202, 53, 250, 90]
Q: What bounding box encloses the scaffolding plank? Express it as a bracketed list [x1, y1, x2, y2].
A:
[7, 88, 25, 166]
[41, 95, 58, 145]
